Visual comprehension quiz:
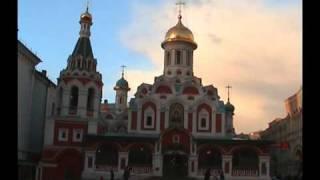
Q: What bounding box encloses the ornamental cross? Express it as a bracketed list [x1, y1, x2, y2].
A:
[121, 65, 126, 78]
[176, 0, 185, 17]
[226, 84, 232, 102]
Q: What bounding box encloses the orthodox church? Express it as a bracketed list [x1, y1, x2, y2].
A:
[39, 6, 272, 180]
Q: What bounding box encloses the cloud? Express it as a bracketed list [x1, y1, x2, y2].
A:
[120, 0, 302, 133]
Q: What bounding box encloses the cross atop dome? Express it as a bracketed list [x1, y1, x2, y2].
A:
[121, 65, 127, 78]
[176, 0, 185, 20]
[226, 84, 232, 102]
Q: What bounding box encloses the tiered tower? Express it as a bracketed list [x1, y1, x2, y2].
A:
[56, 7, 103, 119]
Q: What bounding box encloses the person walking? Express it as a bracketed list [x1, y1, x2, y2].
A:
[110, 169, 114, 180]
[204, 168, 211, 180]
[123, 166, 129, 180]
[219, 170, 225, 180]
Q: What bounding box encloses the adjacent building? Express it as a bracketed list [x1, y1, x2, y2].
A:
[260, 87, 302, 177]
[18, 41, 56, 180]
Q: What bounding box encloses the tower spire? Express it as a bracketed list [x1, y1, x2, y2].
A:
[86, 0, 89, 12]
[226, 84, 232, 103]
[176, 0, 185, 20]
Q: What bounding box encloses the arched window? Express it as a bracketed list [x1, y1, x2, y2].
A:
[144, 107, 154, 128]
[87, 88, 95, 111]
[166, 51, 171, 66]
[198, 109, 209, 130]
[69, 86, 79, 113]
[169, 103, 184, 128]
[175, 50, 181, 65]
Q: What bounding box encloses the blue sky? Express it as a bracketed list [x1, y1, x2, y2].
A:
[18, 0, 157, 102]
[19, 0, 301, 133]
[18, 0, 300, 103]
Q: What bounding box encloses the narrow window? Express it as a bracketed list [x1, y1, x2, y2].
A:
[166, 51, 171, 65]
[87, 88, 95, 111]
[147, 116, 152, 126]
[176, 50, 181, 65]
[201, 118, 206, 128]
[69, 86, 79, 113]
[186, 51, 191, 66]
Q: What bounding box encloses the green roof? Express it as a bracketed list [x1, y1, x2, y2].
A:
[116, 77, 129, 88]
[225, 101, 235, 112]
[72, 37, 93, 59]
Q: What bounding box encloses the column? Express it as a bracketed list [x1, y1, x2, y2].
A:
[152, 153, 162, 176]
[93, 92, 100, 118]
[118, 152, 128, 172]
[78, 89, 88, 117]
[188, 155, 198, 177]
[259, 155, 271, 179]
[61, 88, 70, 115]
[222, 155, 232, 178]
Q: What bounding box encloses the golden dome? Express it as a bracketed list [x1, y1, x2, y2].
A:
[162, 15, 197, 48]
[80, 9, 92, 22]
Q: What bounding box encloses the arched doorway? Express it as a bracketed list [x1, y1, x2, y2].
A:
[169, 103, 184, 128]
[232, 147, 259, 176]
[198, 146, 222, 176]
[95, 143, 119, 171]
[163, 152, 188, 178]
[161, 128, 190, 178]
[128, 144, 153, 174]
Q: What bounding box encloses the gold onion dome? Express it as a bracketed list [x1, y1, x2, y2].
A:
[162, 15, 197, 48]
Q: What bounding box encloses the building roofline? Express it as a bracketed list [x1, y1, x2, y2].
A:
[35, 70, 57, 87]
[18, 40, 42, 65]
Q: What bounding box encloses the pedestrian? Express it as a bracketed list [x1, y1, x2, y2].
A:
[219, 170, 225, 180]
[204, 168, 211, 180]
[123, 166, 129, 180]
[110, 169, 114, 180]
[100, 175, 103, 180]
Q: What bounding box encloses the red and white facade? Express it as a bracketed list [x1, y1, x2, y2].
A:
[39, 7, 272, 180]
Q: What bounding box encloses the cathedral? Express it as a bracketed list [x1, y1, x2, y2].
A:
[39, 6, 272, 180]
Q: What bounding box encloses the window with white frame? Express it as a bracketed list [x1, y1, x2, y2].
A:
[73, 129, 83, 142]
[58, 128, 68, 142]
[198, 109, 209, 130]
[144, 107, 154, 128]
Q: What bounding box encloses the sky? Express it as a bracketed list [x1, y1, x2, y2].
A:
[18, 0, 302, 134]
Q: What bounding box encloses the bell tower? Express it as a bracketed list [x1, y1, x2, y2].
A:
[56, 6, 103, 119]
[114, 65, 130, 113]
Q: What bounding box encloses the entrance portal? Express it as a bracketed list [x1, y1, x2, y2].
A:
[163, 153, 188, 178]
